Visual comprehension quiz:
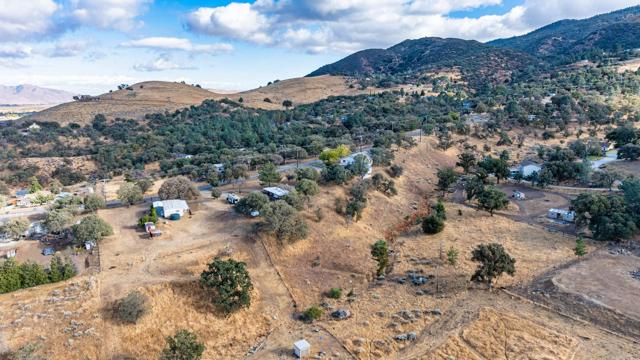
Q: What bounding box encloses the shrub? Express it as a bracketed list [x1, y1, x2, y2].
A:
[113, 291, 149, 324]
[200, 259, 253, 313]
[83, 194, 106, 212]
[370, 240, 389, 276]
[471, 243, 516, 289]
[422, 215, 444, 234]
[447, 247, 459, 266]
[296, 168, 320, 182]
[327, 287, 342, 299]
[211, 188, 221, 199]
[160, 330, 205, 360]
[301, 306, 323, 322]
[138, 206, 158, 228]
[387, 164, 404, 178]
[574, 236, 587, 257]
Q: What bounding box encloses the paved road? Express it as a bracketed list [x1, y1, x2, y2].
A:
[0, 206, 47, 221]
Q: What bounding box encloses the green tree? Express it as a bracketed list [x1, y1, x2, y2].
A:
[370, 240, 389, 276]
[436, 167, 458, 197]
[574, 236, 587, 257]
[72, 215, 113, 245]
[434, 200, 446, 220]
[456, 152, 476, 174]
[571, 193, 637, 241]
[235, 192, 269, 216]
[84, 194, 106, 212]
[261, 200, 308, 243]
[28, 176, 43, 194]
[18, 261, 50, 288]
[464, 176, 484, 202]
[159, 176, 199, 200]
[160, 330, 205, 360]
[470, 243, 516, 289]
[319, 145, 350, 165]
[477, 186, 509, 216]
[295, 179, 320, 204]
[348, 154, 371, 178]
[618, 144, 640, 161]
[200, 259, 253, 313]
[117, 182, 143, 205]
[258, 162, 281, 187]
[44, 209, 72, 233]
[1, 217, 29, 240]
[135, 178, 155, 194]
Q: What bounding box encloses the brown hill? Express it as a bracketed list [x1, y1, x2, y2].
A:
[24, 75, 428, 125]
[25, 81, 223, 125]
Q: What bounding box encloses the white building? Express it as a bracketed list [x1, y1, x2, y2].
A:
[293, 339, 310, 358]
[153, 199, 190, 219]
[262, 187, 289, 200]
[511, 160, 542, 178]
[28, 123, 41, 132]
[547, 208, 575, 222]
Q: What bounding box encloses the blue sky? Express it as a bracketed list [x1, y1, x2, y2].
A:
[0, 0, 636, 94]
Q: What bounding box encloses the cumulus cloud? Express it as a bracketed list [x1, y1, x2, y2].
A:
[121, 37, 233, 55]
[0, 0, 60, 41]
[185, 0, 639, 53]
[69, 0, 152, 32]
[133, 55, 196, 72]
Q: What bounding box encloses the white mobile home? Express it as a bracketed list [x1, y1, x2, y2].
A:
[262, 187, 290, 200]
[547, 208, 575, 222]
[153, 200, 190, 219]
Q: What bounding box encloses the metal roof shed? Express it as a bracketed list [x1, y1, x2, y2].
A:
[293, 339, 310, 358]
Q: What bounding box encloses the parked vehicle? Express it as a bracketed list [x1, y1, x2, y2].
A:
[41, 247, 55, 256]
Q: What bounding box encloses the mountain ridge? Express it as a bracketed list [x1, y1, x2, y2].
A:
[0, 84, 76, 105]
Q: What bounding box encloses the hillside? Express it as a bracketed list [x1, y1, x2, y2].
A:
[0, 84, 75, 105]
[490, 6, 640, 59]
[24, 75, 421, 124]
[24, 81, 221, 125]
[307, 37, 537, 87]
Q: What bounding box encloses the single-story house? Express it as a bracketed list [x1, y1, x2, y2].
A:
[293, 339, 310, 358]
[174, 153, 193, 159]
[263, 187, 290, 200]
[547, 208, 575, 222]
[153, 200, 190, 219]
[339, 151, 373, 177]
[511, 160, 542, 178]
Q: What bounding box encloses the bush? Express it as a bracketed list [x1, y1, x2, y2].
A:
[158, 176, 200, 200]
[83, 194, 106, 212]
[387, 164, 404, 178]
[327, 287, 342, 299]
[322, 164, 353, 185]
[200, 259, 253, 313]
[422, 215, 445, 234]
[296, 168, 320, 182]
[138, 206, 158, 228]
[211, 188, 221, 199]
[113, 291, 149, 324]
[235, 192, 269, 216]
[161, 330, 205, 360]
[301, 306, 323, 322]
[117, 182, 143, 205]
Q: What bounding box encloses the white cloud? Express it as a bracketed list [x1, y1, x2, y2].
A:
[133, 55, 196, 72]
[121, 37, 233, 55]
[50, 40, 88, 57]
[69, 0, 152, 32]
[185, 0, 640, 53]
[0, 0, 60, 41]
[0, 44, 33, 58]
[186, 3, 273, 44]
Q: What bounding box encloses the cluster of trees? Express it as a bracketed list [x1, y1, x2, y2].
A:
[571, 178, 640, 241]
[0, 256, 76, 294]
